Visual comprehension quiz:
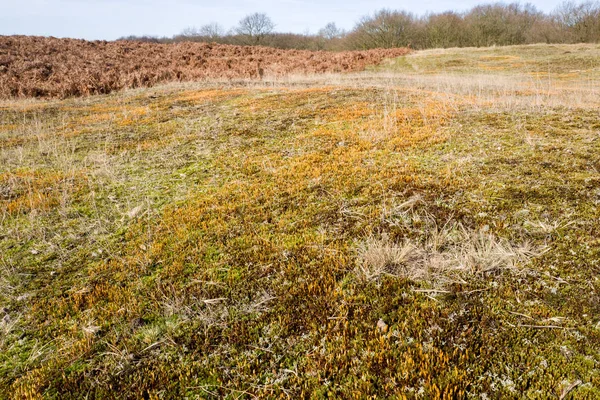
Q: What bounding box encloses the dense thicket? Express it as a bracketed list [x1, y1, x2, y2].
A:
[121, 1, 600, 50]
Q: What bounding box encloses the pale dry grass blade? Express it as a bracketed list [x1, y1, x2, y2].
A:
[356, 219, 545, 287]
[355, 234, 417, 281]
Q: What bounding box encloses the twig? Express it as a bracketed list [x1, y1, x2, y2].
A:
[516, 324, 575, 330]
[252, 296, 276, 308]
[247, 344, 274, 354]
[203, 297, 227, 305]
[559, 380, 582, 400]
[141, 340, 165, 353]
[413, 289, 451, 294]
[507, 310, 535, 320]
[462, 288, 490, 294]
[196, 386, 219, 397]
[187, 384, 257, 399]
[425, 294, 439, 302]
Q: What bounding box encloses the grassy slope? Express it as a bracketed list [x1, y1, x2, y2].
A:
[1, 44, 600, 398]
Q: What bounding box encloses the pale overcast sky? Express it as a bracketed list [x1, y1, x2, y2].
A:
[1, 0, 565, 41]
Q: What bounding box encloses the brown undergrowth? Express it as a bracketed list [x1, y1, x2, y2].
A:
[0, 36, 409, 99]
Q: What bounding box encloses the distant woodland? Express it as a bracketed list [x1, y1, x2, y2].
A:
[120, 1, 600, 50]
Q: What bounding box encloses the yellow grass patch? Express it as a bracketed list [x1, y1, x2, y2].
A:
[0, 169, 84, 215]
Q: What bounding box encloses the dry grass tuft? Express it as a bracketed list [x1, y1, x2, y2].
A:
[355, 233, 416, 281]
[356, 219, 544, 286]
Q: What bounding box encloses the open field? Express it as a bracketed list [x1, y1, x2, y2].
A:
[1, 43, 600, 398]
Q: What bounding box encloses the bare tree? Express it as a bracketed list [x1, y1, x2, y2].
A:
[348, 9, 418, 49]
[199, 22, 225, 40]
[319, 22, 344, 39]
[554, 1, 600, 42]
[180, 26, 201, 37]
[235, 13, 275, 45]
[424, 11, 466, 48]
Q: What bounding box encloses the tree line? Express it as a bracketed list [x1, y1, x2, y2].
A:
[119, 1, 600, 50]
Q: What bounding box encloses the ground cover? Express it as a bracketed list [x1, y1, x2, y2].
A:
[1, 43, 599, 398]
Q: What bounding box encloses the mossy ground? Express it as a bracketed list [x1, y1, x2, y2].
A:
[1, 44, 600, 399]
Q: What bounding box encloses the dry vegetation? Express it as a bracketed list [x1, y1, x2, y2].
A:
[1, 43, 600, 398]
[0, 36, 409, 99]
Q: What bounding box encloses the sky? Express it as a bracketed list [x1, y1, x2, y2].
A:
[1, 0, 566, 41]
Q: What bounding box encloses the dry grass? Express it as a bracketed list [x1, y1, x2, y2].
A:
[246, 70, 599, 113]
[356, 214, 544, 286]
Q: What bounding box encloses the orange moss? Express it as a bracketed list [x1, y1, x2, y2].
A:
[0, 169, 84, 215]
